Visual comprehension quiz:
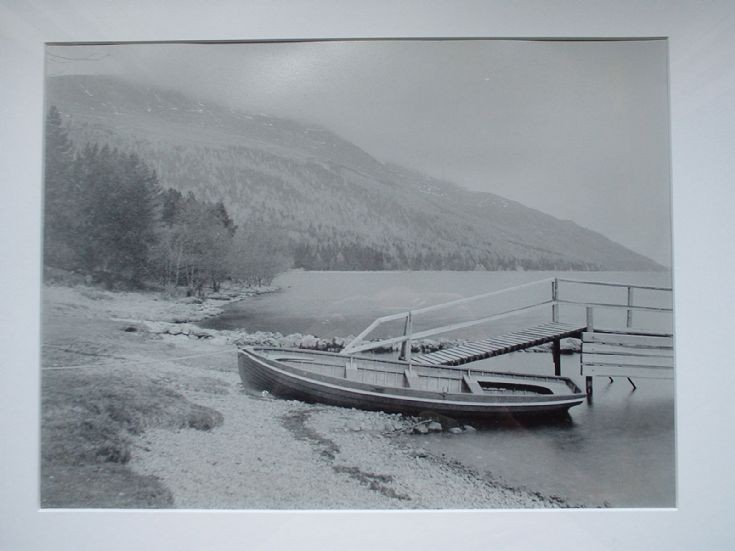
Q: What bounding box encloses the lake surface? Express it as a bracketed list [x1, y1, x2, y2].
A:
[203, 270, 675, 507]
[204, 270, 673, 338]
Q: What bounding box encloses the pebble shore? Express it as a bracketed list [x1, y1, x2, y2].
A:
[44, 283, 569, 509]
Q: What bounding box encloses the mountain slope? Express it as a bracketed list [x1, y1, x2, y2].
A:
[45, 75, 662, 271]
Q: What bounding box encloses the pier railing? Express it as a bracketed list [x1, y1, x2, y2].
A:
[559, 278, 674, 394]
[340, 277, 673, 359]
[553, 277, 673, 331]
[341, 278, 555, 356]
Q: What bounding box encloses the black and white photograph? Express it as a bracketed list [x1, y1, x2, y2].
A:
[4, 1, 735, 549]
[39, 37, 675, 510]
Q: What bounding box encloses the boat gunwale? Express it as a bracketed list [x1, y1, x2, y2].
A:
[238, 346, 586, 407]
[242, 345, 583, 386]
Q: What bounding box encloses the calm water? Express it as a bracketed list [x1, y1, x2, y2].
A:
[204, 270, 675, 507]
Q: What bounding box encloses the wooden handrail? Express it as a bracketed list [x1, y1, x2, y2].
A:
[401, 277, 555, 316]
[556, 278, 672, 292]
[340, 276, 673, 357]
[556, 299, 672, 313]
[341, 277, 555, 354]
[343, 301, 553, 355]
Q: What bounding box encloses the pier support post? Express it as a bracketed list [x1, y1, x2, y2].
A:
[626, 286, 634, 328]
[585, 307, 594, 399]
[552, 338, 561, 376]
[586, 306, 594, 332]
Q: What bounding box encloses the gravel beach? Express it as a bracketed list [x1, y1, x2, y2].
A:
[42, 283, 566, 509]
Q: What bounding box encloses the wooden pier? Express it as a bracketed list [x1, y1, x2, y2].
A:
[341, 277, 674, 397]
[413, 321, 585, 369]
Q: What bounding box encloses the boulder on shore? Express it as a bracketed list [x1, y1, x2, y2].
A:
[414, 424, 430, 434]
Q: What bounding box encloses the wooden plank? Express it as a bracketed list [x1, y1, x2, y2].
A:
[415, 351, 466, 365]
[453, 348, 491, 360]
[478, 339, 511, 350]
[590, 327, 673, 337]
[582, 332, 673, 348]
[434, 348, 468, 360]
[447, 347, 485, 360]
[582, 354, 674, 369]
[435, 349, 468, 360]
[582, 343, 674, 357]
[462, 374, 483, 394]
[527, 326, 579, 337]
[483, 343, 518, 352]
[404, 370, 420, 388]
[414, 322, 587, 366]
[465, 339, 494, 349]
[509, 337, 544, 348]
[501, 333, 544, 344]
[413, 354, 444, 365]
[456, 343, 494, 355]
[485, 336, 523, 346]
[345, 362, 359, 381]
[417, 356, 444, 366]
[583, 365, 675, 379]
[486, 333, 518, 343]
[456, 343, 493, 354]
[511, 329, 551, 340]
[529, 329, 565, 340]
[527, 324, 568, 335]
[427, 351, 460, 363]
[516, 334, 556, 344]
[474, 341, 511, 352]
[516, 327, 559, 337]
[438, 355, 468, 366]
[473, 347, 504, 356]
[432, 348, 467, 360]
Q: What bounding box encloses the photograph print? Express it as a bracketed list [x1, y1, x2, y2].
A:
[41, 38, 674, 509]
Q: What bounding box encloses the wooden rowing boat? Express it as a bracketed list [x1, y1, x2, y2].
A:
[237, 346, 586, 420]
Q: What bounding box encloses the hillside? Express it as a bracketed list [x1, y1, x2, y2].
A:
[45, 74, 662, 271]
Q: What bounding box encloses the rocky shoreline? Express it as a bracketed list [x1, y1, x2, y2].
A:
[42, 282, 577, 508]
[130, 283, 580, 356]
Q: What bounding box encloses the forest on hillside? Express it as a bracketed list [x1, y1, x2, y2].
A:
[64, 122, 609, 272]
[45, 74, 664, 273]
[43, 106, 290, 292]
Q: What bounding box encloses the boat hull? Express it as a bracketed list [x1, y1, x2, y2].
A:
[238, 347, 586, 420]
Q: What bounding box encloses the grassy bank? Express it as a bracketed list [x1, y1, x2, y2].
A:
[41, 365, 223, 507]
[40, 282, 234, 508]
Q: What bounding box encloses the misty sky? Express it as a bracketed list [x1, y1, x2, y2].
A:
[47, 39, 672, 266]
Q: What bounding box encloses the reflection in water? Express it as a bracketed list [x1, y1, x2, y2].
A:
[418, 353, 675, 507]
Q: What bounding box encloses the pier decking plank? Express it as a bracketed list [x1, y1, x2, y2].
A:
[413, 322, 586, 366]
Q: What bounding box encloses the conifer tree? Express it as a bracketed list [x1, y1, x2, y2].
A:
[73, 145, 160, 287]
[43, 106, 77, 268]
